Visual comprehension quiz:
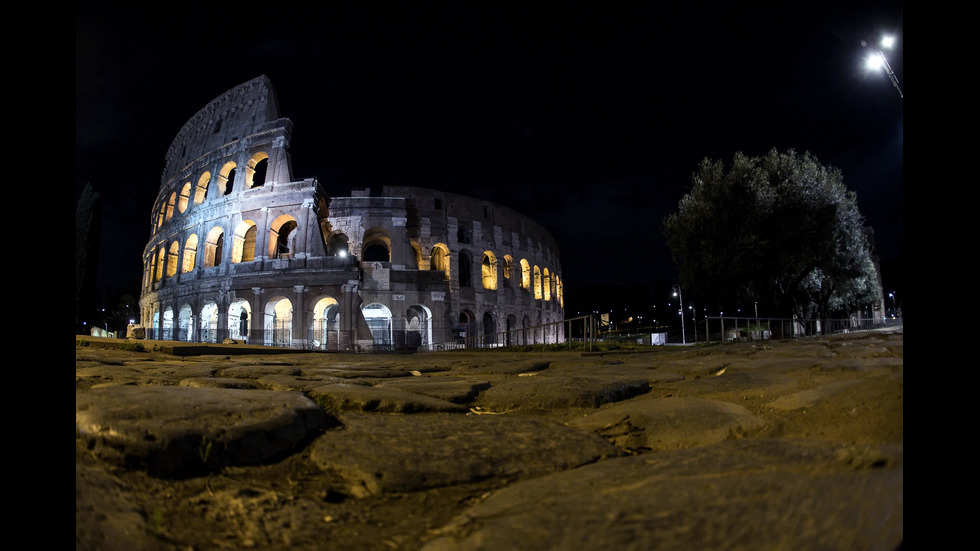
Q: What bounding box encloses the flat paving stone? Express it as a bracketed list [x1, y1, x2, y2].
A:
[76, 385, 334, 477]
[308, 383, 469, 413]
[374, 377, 492, 404]
[769, 379, 864, 410]
[569, 395, 766, 451]
[475, 374, 650, 411]
[310, 412, 620, 497]
[422, 439, 903, 551]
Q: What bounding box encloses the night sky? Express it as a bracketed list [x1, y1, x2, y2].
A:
[76, 3, 903, 309]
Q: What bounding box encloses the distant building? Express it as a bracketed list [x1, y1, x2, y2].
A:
[138, 76, 563, 349]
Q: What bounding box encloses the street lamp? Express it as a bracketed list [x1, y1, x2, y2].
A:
[864, 35, 903, 99]
[672, 284, 686, 345]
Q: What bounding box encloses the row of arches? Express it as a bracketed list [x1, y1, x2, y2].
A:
[152, 299, 252, 343]
[150, 291, 559, 349]
[426, 244, 563, 305]
[454, 309, 562, 347]
[148, 295, 434, 350]
[146, 214, 298, 287]
[154, 152, 270, 232]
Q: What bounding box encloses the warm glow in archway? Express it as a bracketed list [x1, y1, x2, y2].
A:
[246, 151, 270, 188]
[232, 221, 257, 263]
[533, 265, 542, 299]
[431, 243, 450, 279]
[482, 251, 498, 290]
[543, 268, 551, 301]
[194, 172, 211, 204]
[182, 234, 198, 273]
[520, 259, 531, 290]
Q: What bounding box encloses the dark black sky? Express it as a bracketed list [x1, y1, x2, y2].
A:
[76, 2, 903, 303]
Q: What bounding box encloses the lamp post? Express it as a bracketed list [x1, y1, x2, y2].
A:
[864, 35, 903, 99]
[672, 284, 686, 345]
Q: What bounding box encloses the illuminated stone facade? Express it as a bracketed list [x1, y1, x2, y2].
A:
[138, 76, 564, 349]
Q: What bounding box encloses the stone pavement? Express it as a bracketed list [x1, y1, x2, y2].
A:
[76, 329, 903, 550]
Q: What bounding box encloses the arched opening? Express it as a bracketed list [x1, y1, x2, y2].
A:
[482, 251, 498, 290]
[503, 255, 514, 287]
[506, 314, 517, 346]
[328, 232, 349, 257]
[459, 249, 473, 288]
[182, 234, 198, 273]
[557, 275, 564, 307]
[362, 303, 393, 348]
[362, 228, 392, 262]
[194, 172, 210, 204]
[483, 311, 496, 347]
[520, 259, 531, 291]
[363, 243, 390, 262]
[246, 152, 270, 188]
[150, 308, 160, 340]
[219, 161, 237, 195]
[410, 241, 423, 269]
[265, 297, 293, 347]
[200, 301, 218, 343]
[431, 244, 450, 279]
[406, 304, 432, 350]
[204, 226, 224, 268]
[455, 310, 473, 345]
[154, 248, 165, 281]
[166, 241, 179, 277]
[534, 265, 542, 299]
[152, 247, 164, 282]
[165, 192, 176, 222]
[312, 296, 340, 350]
[178, 182, 192, 213]
[228, 299, 251, 341]
[178, 304, 194, 342]
[543, 268, 551, 301]
[232, 221, 257, 263]
[144, 255, 154, 290]
[268, 215, 298, 259]
[162, 306, 174, 340]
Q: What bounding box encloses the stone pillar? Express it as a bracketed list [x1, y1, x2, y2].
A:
[256, 207, 270, 262]
[391, 216, 407, 268]
[293, 285, 307, 348]
[217, 293, 229, 343]
[268, 136, 289, 186]
[251, 288, 264, 345]
[341, 281, 360, 351]
[392, 293, 406, 350]
[297, 198, 314, 259]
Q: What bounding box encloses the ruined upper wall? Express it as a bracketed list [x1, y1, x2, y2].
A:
[162, 75, 284, 184]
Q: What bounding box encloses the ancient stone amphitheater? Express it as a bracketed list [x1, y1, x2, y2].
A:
[138, 76, 564, 350]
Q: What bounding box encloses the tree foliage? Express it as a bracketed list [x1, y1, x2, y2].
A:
[663, 149, 881, 321]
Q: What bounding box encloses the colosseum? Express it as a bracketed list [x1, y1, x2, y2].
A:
[138, 75, 564, 350]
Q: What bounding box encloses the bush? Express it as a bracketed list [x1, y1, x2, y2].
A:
[121, 341, 147, 353]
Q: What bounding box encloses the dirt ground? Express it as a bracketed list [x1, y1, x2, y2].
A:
[76, 328, 903, 550]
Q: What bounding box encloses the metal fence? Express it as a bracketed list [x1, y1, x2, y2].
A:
[429, 314, 598, 352]
[140, 312, 901, 350]
[675, 315, 904, 344]
[269, 319, 292, 348]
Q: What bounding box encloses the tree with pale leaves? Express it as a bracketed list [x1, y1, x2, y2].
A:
[663, 148, 881, 327]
